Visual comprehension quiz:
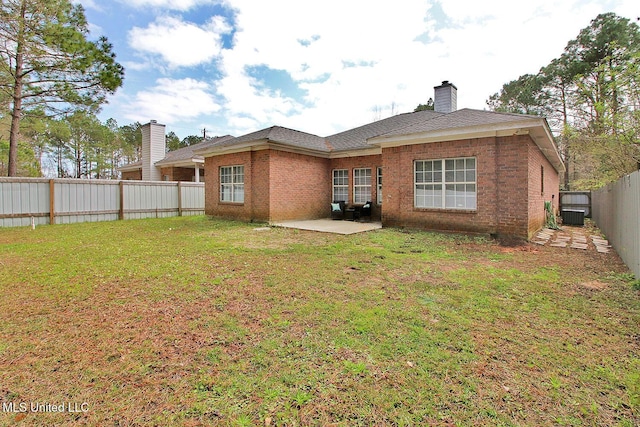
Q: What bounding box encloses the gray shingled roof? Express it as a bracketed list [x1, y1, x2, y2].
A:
[123, 107, 561, 173]
[198, 109, 549, 155]
[326, 109, 444, 151]
[155, 135, 234, 165]
[375, 108, 545, 139]
[196, 125, 330, 153]
[240, 110, 526, 152]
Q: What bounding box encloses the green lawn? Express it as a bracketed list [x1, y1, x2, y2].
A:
[0, 216, 638, 426]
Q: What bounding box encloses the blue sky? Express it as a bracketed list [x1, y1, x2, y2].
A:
[79, 0, 637, 140]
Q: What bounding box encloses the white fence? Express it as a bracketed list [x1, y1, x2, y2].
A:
[591, 170, 640, 279]
[0, 178, 204, 227]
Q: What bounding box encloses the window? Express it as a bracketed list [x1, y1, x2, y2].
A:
[377, 167, 382, 205]
[220, 165, 244, 203]
[541, 165, 544, 195]
[333, 169, 348, 202]
[415, 157, 476, 210]
[353, 168, 372, 204]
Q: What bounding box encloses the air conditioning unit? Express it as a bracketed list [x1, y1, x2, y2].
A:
[561, 209, 585, 226]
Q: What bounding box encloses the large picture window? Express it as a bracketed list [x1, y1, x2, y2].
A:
[333, 169, 348, 202]
[415, 158, 476, 210]
[353, 168, 372, 204]
[220, 165, 244, 203]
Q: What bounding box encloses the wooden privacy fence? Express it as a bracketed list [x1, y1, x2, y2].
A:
[0, 178, 204, 228]
[591, 170, 640, 279]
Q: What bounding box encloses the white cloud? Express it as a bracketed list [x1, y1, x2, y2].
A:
[215, 0, 435, 134]
[117, 0, 209, 11]
[209, 0, 637, 136]
[100, 0, 639, 138]
[77, 0, 103, 12]
[124, 78, 221, 124]
[128, 15, 229, 67]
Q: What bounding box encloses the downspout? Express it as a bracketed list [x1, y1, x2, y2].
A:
[494, 136, 500, 237]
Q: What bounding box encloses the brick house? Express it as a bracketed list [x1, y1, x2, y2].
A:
[195, 81, 563, 239]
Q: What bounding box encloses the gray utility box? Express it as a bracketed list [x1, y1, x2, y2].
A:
[561, 209, 585, 226]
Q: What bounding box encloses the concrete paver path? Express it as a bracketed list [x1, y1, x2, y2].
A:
[532, 226, 611, 253]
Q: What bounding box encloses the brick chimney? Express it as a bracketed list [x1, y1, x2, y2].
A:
[434, 81, 457, 113]
[141, 120, 166, 181]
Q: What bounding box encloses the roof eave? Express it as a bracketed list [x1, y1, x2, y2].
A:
[117, 164, 142, 172]
[196, 139, 270, 157]
[329, 147, 381, 158]
[198, 139, 330, 158]
[154, 157, 205, 168]
[369, 119, 565, 173]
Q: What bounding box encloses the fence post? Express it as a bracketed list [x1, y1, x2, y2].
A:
[119, 181, 124, 220]
[178, 181, 183, 217]
[49, 179, 55, 225]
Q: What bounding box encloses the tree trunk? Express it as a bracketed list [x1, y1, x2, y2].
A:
[8, 1, 27, 176]
[9, 89, 22, 177]
[561, 86, 570, 190]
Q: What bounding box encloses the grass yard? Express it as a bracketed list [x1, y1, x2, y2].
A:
[0, 216, 638, 426]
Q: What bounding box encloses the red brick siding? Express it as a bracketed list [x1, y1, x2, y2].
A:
[527, 140, 560, 237]
[495, 136, 529, 237]
[205, 151, 257, 221]
[121, 170, 141, 180]
[382, 138, 500, 234]
[268, 150, 331, 221]
[380, 135, 552, 238]
[159, 166, 203, 182]
[251, 150, 270, 220]
[202, 137, 558, 237]
[329, 155, 382, 219]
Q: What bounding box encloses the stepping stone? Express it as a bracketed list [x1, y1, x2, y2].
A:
[550, 242, 567, 248]
[596, 246, 610, 253]
[533, 240, 547, 245]
[570, 243, 588, 250]
[592, 238, 609, 246]
[573, 237, 588, 243]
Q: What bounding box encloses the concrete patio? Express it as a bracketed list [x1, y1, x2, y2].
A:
[271, 219, 382, 235]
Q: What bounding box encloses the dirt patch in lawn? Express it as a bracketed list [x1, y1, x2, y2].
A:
[578, 280, 608, 290]
[0, 218, 637, 426]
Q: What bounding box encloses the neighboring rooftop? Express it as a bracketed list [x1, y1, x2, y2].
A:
[155, 135, 234, 166]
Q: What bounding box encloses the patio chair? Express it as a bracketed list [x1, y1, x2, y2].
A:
[359, 201, 372, 220]
[331, 201, 346, 220]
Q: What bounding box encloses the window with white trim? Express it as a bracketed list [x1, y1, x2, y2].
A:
[332, 169, 348, 202]
[377, 167, 382, 205]
[220, 165, 244, 203]
[353, 168, 372, 204]
[415, 157, 476, 210]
